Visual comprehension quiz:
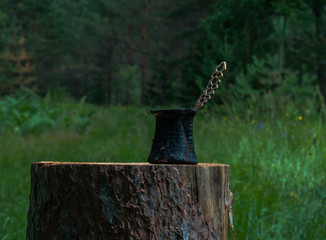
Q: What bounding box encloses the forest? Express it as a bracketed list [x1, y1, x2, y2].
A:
[1, 0, 325, 106]
[0, 0, 326, 239]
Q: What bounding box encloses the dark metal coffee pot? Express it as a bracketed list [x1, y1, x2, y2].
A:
[148, 108, 197, 164]
[147, 62, 227, 165]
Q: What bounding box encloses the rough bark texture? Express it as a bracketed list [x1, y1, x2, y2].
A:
[27, 162, 230, 240]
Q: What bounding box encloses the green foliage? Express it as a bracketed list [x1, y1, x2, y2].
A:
[0, 91, 96, 135]
[65, 96, 97, 134]
[0, 1, 325, 239]
[0, 105, 325, 239]
[0, 94, 55, 134]
[0, 61, 15, 93]
[233, 55, 316, 99]
[111, 64, 141, 105]
[1, 0, 325, 105]
[197, 104, 326, 239]
[180, 0, 325, 107]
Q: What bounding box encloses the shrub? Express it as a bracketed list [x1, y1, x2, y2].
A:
[0, 90, 96, 135]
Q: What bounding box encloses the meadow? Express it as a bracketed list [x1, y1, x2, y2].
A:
[0, 95, 325, 239]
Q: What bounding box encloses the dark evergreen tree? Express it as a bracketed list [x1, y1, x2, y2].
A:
[0, 0, 325, 106]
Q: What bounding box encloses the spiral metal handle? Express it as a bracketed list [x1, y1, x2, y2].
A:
[193, 61, 227, 112]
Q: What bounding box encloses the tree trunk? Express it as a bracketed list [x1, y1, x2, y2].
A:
[312, 0, 326, 102]
[140, 0, 148, 105]
[106, 42, 113, 106]
[162, 34, 170, 104]
[176, 17, 182, 101]
[27, 162, 232, 240]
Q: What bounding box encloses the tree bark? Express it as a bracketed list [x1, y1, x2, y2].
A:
[105, 41, 113, 106]
[27, 162, 231, 240]
[140, 0, 148, 105]
[312, 0, 326, 102]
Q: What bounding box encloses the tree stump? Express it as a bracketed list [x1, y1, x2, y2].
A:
[27, 162, 231, 240]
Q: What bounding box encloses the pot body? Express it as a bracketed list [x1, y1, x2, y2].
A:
[147, 108, 198, 164]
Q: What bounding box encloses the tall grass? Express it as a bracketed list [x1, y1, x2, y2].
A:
[199, 101, 326, 239]
[0, 97, 325, 239]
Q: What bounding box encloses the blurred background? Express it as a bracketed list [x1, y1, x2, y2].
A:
[1, 0, 325, 107]
[0, 0, 326, 239]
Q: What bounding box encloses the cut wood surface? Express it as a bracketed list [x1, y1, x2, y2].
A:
[27, 162, 231, 240]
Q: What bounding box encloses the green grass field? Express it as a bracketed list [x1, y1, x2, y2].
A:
[0, 102, 325, 239]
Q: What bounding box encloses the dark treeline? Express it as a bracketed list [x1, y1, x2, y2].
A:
[0, 0, 325, 106]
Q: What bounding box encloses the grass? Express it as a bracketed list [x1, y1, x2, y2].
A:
[0, 101, 326, 239]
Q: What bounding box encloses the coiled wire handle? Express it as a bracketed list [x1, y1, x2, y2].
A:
[193, 61, 227, 112]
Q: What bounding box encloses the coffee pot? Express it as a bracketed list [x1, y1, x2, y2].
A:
[148, 62, 227, 164]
